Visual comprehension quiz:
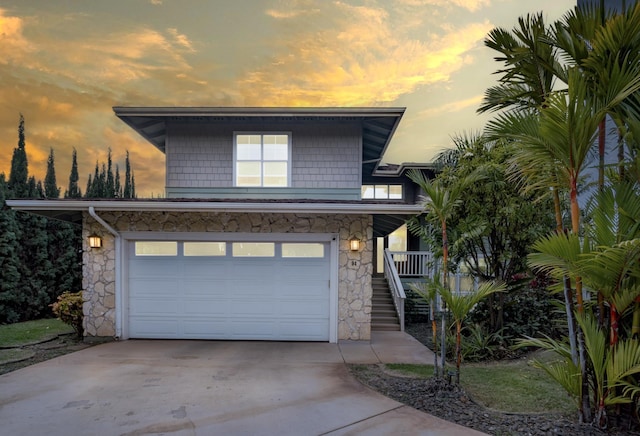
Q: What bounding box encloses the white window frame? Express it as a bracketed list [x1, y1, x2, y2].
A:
[361, 184, 403, 200]
[233, 132, 292, 187]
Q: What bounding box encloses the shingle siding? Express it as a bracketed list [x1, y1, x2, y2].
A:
[166, 120, 362, 191]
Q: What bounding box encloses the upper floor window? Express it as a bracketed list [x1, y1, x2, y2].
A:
[361, 184, 403, 200]
[235, 133, 290, 187]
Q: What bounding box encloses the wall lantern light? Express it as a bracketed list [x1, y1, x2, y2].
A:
[349, 237, 361, 252]
[88, 235, 102, 249]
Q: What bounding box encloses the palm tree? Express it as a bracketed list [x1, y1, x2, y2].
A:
[409, 278, 441, 376]
[487, 66, 640, 422]
[407, 169, 482, 371]
[554, 2, 640, 189]
[439, 281, 506, 384]
[480, 11, 581, 365]
[478, 13, 561, 114]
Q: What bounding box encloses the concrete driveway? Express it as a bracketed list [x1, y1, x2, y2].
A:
[0, 335, 484, 435]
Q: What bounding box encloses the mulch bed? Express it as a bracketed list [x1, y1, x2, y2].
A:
[347, 323, 639, 435]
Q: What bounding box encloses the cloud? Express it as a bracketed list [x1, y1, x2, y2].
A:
[0, 1, 503, 196]
[238, 2, 492, 106]
[0, 9, 34, 64]
[418, 95, 484, 118]
[395, 0, 491, 12]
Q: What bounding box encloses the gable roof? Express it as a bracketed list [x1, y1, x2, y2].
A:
[113, 106, 405, 175]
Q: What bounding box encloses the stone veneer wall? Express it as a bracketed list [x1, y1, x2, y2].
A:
[82, 211, 373, 341]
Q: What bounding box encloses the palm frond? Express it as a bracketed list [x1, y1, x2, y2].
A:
[528, 233, 583, 279]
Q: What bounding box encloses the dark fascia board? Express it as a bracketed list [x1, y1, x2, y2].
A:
[372, 162, 438, 177]
[6, 199, 423, 216]
[113, 106, 406, 118]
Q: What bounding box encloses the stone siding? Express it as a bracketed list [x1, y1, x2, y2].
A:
[82, 211, 373, 341]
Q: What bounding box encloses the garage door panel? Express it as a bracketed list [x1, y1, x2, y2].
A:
[130, 298, 181, 315]
[128, 239, 331, 341]
[229, 318, 275, 339]
[184, 300, 227, 315]
[130, 319, 180, 338]
[182, 280, 227, 297]
[130, 261, 179, 277]
[229, 281, 276, 297]
[229, 300, 275, 314]
[183, 261, 229, 277]
[278, 300, 328, 316]
[129, 278, 180, 296]
[231, 261, 275, 274]
[279, 282, 327, 297]
[183, 319, 229, 337]
[276, 320, 328, 340]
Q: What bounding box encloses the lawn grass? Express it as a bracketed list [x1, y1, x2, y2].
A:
[0, 318, 73, 348]
[387, 354, 574, 414]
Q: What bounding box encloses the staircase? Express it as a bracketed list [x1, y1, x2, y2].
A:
[371, 275, 401, 331]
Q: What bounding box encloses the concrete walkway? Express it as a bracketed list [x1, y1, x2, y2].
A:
[0, 332, 483, 435]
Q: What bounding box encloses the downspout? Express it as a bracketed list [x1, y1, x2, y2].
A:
[88, 207, 123, 339]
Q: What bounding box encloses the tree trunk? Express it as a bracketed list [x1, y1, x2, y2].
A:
[570, 177, 591, 422]
[441, 220, 448, 373]
[598, 118, 606, 191]
[431, 302, 439, 376]
[455, 320, 462, 385]
[553, 186, 579, 365]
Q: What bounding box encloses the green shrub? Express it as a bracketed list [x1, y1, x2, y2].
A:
[50, 291, 83, 339]
[469, 274, 564, 341]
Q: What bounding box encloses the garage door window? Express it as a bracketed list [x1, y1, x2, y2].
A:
[184, 242, 226, 256]
[282, 243, 324, 258]
[135, 241, 177, 256]
[232, 242, 275, 257]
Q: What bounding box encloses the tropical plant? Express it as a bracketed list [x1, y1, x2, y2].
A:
[437, 134, 554, 332]
[407, 168, 483, 371]
[409, 279, 441, 376]
[439, 281, 506, 384]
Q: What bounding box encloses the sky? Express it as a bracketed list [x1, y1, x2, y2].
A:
[0, 0, 576, 197]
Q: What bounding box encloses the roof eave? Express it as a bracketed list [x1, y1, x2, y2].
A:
[6, 199, 422, 215]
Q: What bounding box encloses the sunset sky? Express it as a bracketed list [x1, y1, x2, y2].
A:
[0, 0, 575, 197]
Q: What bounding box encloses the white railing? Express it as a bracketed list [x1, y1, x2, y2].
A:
[383, 248, 406, 331]
[385, 252, 479, 325]
[388, 251, 435, 276]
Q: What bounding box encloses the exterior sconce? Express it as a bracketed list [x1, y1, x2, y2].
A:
[349, 237, 361, 252]
[88, 235, 102, 249]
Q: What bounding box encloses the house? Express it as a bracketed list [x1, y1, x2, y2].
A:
[8, 107, 434, 343]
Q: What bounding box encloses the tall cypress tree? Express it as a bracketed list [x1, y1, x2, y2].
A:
[114, 164, 121, 198]
[0, 174, 23, 323]
[131, 171, 136, 199]
[123, 151, 132, 199]
[8, 114, 28, 198]
[65, 148, 82, 198]
[106, 149, 115, 198]
[85, 173, 93, 198]
[44, 148, 60, 199]
[1, 115, 82, 323]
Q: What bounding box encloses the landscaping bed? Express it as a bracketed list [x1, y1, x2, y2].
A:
[0, 333, 91, 376]
[0, 319, 92, 376]
[348, 322, 638, 435]
[350, 363, 614, 436]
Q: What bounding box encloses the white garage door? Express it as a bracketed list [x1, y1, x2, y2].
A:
[128, 240, 331, 341]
